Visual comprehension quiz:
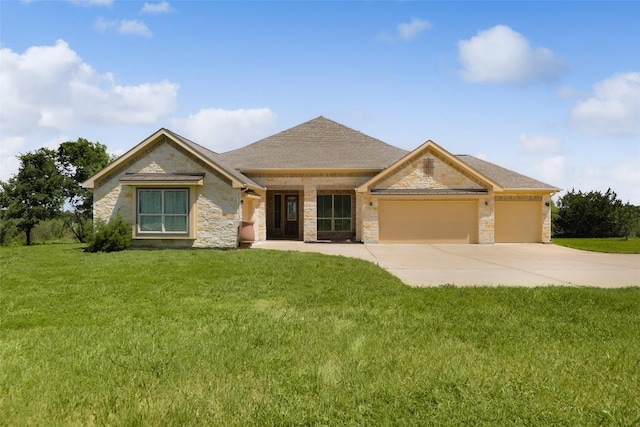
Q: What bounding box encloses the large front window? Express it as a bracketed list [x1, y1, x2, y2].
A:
[317, 194, 351, 231]
[138, 189, 188, 233]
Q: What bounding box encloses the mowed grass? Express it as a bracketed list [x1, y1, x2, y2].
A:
[1, 244, 639, 426]
[553, 237, 640, 254]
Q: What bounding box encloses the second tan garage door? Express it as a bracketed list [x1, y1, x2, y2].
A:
[379, 200, 478, 243]
[495, 200, 541, 243]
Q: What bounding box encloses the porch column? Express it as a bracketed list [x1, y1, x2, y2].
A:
[541, 194, 552, 243]
[360, 193, 379, 243]
[478, 195, 495, 244]
[303, 185, 317, 241]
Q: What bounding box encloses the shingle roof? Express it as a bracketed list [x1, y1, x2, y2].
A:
[161, 128, 262, 189]
[219, 116, 408, 170]
[456, 155, 559, 190]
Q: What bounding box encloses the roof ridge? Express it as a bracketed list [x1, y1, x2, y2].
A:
[219, 116, 408, 170]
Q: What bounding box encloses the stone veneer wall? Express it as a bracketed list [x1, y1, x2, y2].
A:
[376, 150, 484, 190]
[359, 193, 379, 243]
[93, 140, 241, 248]
[360, 149, 491, 243]
[541, 194, 552, 243]
[478, 195, 494, 244]
[247, 173, 374, 242]
[241, 191, 266, 242]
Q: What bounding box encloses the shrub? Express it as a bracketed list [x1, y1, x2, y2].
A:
[85, 215, 132, 253]
[0, 218, 20, 245]
[33, 218, 72, 242]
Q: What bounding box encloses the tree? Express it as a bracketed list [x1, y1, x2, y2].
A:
[57, 138, 111, 242]
[0, 149, 66, 245]
[555, 188, 638, 238]
[615, 203, 640, 240]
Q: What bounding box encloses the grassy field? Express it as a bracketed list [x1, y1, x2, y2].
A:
[553, 237, 640, 254]
[1, 244, 639, 426]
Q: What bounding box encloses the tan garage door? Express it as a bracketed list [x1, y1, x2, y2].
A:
[379, 200, 478, 243]
[495, 201, 541, 243]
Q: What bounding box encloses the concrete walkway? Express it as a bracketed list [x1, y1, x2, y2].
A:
[251, 241, 640, 288]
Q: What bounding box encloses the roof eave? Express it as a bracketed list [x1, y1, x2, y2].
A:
[497, 187, 562, 194]
[357, 140, 503, 193]
[81, 128, 264, 191]
[240, 167, 384, 174]
[82, 128, 169, 189]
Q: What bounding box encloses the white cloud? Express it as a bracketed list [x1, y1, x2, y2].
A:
[554, 159, 640, 205]
[118, 19, 153, 38]
[141, 1, 172, 14]
[171, 108, 277, 152]
[378, 18, 431, 42]
[519, 134, 561, 153]
[570, 72, 640, 136]
[0, 40, 178, 180]
[534, 155, 566, 185]
[94, 17, 117, 32]
[94, 18, 153, 38]
[397, 18, 431, 41]
[557, 86, 587, 100]
[457, 25, 565, 85]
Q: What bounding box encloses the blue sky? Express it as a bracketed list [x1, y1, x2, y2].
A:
[1, 0, 639, 203]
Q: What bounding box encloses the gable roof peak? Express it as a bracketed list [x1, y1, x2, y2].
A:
[82, 126, 261, 190]
[219, 116, 408, 170]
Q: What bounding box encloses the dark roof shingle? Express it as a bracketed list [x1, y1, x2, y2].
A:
[162, 128, 262, 188]
[456, 155, 558, 190]
[219, 116, 408, 170]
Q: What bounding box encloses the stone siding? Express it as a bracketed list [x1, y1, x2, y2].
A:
[478, 195, 494, 244]
[376, 150, 484, 190]
[93, 140, 241, 248]
[359, 193, 379, 243]
[247, 173, 374, 241]
[541, 194, 552, 243]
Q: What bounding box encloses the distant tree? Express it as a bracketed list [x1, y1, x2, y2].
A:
[555, 188, 638, 238]
[615, 203, 640, 240]
[57, 138, 111, 242]
[0, 149, 66, 245]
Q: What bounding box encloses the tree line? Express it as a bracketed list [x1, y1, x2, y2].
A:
[553, 189, 639, 239]
[0, 138, 112, 245]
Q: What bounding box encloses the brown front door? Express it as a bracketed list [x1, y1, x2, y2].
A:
[284, 195, 299, 237]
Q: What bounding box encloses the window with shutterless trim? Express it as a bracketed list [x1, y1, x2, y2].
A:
[317, 194, 351, 232]
[137, 188, 189, 234]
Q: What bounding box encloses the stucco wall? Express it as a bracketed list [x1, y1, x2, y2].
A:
[93, 140, 241, 248]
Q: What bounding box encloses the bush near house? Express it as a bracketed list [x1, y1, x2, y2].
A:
[84, 215, 132, 252]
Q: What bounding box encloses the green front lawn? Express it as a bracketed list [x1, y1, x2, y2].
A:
[553, 237, 640, 253]
[1, 244, 639, 425]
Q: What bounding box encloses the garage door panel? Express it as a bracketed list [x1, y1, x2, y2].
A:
[495, 201, 540, 243]
[379, 200, 478, 243]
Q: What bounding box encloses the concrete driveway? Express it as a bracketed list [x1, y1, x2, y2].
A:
[251, 241, 640, 288]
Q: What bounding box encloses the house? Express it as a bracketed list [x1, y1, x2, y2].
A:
[82, 116, 559, 248]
